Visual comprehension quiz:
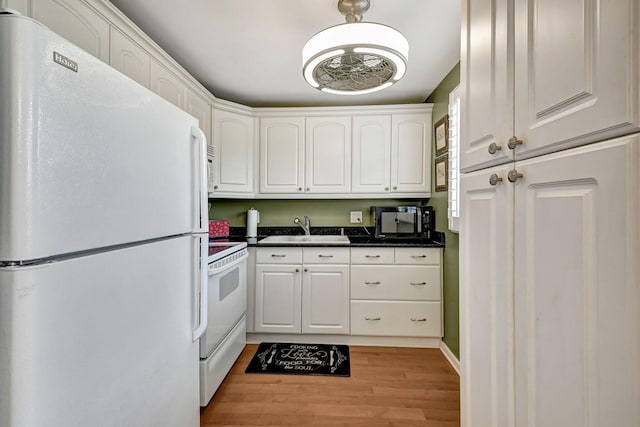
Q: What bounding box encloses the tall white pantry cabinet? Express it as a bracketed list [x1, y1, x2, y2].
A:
[459, 0, 640, 426]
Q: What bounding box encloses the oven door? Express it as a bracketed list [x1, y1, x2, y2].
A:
[199, 252, 248, 359]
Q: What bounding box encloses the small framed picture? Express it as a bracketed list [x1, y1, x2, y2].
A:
[435, 154, 448, 192]
[434, 115, 449, 157]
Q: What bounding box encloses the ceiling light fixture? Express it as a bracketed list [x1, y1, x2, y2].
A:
[302, 0, 409, 95]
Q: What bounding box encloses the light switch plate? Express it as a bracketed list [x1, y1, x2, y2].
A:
[350, 211, 362, 223]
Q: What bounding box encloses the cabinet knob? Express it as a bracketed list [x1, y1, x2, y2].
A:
[489, 174, 503, 186]
[508, 169, 524, 183]
[304, 268, 308, 272]
[393, 186, 397, 190]
[213, 185, 219, 189]
[410, 282, 427, 286]
[295, 268, 300, 272]
[508, 136, 524, 150]
[365, 316, 381, 321]
[488, 142, 502, 155]
[411, 318, 428, 322]
[384, 187, 389, 191]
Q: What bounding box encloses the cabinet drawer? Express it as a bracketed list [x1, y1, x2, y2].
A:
[256, 247, 302, 264]
[350, 301, 442, 337]
[394, 247, 442, 265]
[350, 247, 395, 264]
[351, 266, 441, 300]
[303, 247, 350, 264]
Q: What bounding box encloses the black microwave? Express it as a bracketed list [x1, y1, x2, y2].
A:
[371, 206, 435, 239]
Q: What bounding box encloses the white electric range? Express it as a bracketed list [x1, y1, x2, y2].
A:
[199, 241, 248, 406]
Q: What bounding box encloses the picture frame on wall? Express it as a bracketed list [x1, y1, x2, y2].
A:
[435, 154, 448, 192]
[434, 115, 449, 157]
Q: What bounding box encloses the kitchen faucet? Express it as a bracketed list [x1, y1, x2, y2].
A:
[294, 216, 311, 236]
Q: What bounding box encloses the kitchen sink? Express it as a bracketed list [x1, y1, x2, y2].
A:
[258, 235, 350, 245]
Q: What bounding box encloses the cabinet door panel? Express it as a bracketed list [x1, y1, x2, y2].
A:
[33, 0, 109, 62]
[5, 0, 29, 15]
[109, 28, 150, 88]
[302, 265, 349, 334]
[212, 109, 254, 193]
[305, 116, 351, 193]
[352, 115, 391, 193]
[460, 164, 514, 427]
[150, 60, 184, 109]
[254, 265, 301, 333]
[391, 114, 431, 193]
[460, 0, 514, 172]
[514, 0, 640, 159]
[259, 117, 304, 193]
[514, 137, 640, 427]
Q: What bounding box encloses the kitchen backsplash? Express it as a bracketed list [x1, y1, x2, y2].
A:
[208, 198, 430, 227]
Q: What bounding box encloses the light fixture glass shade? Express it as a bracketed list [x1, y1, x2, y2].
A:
[302, 22, 409, 95]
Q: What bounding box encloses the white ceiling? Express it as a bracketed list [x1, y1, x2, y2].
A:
[108, 0, 460, 108]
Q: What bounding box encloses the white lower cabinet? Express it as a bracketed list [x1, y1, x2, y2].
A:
[460, 136, 640, 427]
[254, 247, 350, 334]
[350, 247, 443, 337]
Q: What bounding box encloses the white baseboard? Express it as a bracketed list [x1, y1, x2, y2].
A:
[247, 333, 442, 348]
[439, 340, 460, 375]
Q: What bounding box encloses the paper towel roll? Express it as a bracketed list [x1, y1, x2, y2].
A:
[246, 208, 260, 237]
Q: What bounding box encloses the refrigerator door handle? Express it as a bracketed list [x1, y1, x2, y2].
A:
[192, 236, 208, 341]
[191, 125, 208, 234]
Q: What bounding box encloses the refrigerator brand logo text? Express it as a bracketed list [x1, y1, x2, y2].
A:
[53, 52, 78, 72]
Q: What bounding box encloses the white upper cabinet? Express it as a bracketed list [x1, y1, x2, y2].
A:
[460, 0, 514, 172]
[32, 0, 109, 63]
[461, 0, 640, 172]
[150, 59, 185, 109]
[304, 116, 351, 194]
[259, 117, 305, 194]
[109, 28, 150, 88]
[212, 108, 254, 194]
[352, 115, 392, 193]
[391, 113, 431, 193]
[4, 0, 29, 15]
[513, 0, 640, 160]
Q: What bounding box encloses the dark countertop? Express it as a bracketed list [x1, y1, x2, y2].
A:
[222, 226, 445, 248]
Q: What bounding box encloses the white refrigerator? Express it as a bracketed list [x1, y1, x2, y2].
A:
[0, 13, 209, 427]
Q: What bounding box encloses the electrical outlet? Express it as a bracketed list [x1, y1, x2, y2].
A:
[350, 211, 362, 223]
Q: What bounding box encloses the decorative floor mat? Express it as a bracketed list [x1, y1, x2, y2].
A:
[245, 342, 350, 377]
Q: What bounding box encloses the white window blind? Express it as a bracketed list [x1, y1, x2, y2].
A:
[448, 85, 461, 232]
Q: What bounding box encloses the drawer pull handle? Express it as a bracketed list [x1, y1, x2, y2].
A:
[410, 282, 427, 286]
[365, 281, 381, 285]
[365, 255, 381, 258]
[365, 317, 381, 321]
[318, 254, 334, 258]
[271, 254, 287, 258]
[410, 255, 427, 259]
[411, 318, 427, 322]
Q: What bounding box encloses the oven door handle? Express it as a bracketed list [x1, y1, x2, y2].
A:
[208, 252, 248, 276]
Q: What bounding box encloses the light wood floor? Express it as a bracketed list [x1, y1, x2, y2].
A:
[200, 344, 460, 426]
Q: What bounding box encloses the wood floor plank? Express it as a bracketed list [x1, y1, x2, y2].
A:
[201, 344, 460, 426]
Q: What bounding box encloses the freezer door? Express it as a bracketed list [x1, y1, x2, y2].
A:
[0, 15, 208, 262]
[0, 236, 200, 427]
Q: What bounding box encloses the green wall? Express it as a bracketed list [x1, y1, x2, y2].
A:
[426, 63, 460, 358]
[209, 199, 426, 227]
[209, 63, 460, 359]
